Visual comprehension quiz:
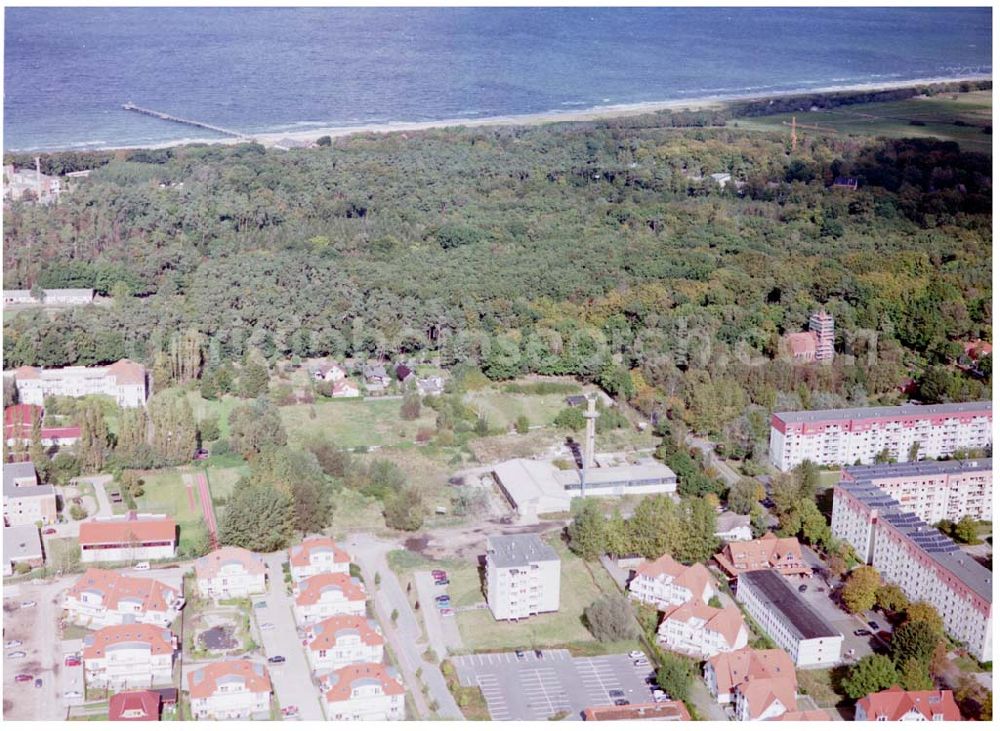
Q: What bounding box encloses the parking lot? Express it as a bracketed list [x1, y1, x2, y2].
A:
[451, 650, 654, 720]
[789, 566, 883, 662]
[414, 570, 463, 659]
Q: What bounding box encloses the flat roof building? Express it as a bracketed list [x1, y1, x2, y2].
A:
[735, 570, 842, 667]
[485, 534, 560, 620]
[769, 401, 992, 470]
[3, 460, 57, 527]
[3, 524, 43, 575]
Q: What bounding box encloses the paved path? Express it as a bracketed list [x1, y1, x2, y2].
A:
[255, 552, 325, 721]
[83, 474, 114, 517]
[684, 434, 742, 487]
[414, 570, 463, 660]
[348, 533, 463, 720]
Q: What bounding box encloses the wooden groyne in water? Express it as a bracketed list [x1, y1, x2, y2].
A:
[121, 102, 248, 139]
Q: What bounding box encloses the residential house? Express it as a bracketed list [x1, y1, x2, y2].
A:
[656, 600, 748, 659]
[3, 459, 57, 526]
[288, 536, 351, 582]
[854, 687, 962, 721]
[715, 511, 753, 543]
[713, 533, 811, 579]
[306, 615, 384, 673]
[108, 690, 162, 721]
[319, 663, 405, 721]
[582, 701, 691, 721]
[64, 568, 184, 628]
[330, 379, 361, 398]
[82, 623, 176, 690]
[293, 572, 367, 625]
[394, 364, 415, 385]
[704, 647, 797, 721]
[362, 364, 391, 391]
[188, 660, 272, 720]
[416, 375, 445, 396]
[3, 524, 44, 575]
[314, 363, 347, 382]
[628, 553, 714, 608]
[195, 546, 267, 599]
[79, 512, 177, 563]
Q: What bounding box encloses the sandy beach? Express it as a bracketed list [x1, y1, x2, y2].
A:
[96, 75, 991, 152]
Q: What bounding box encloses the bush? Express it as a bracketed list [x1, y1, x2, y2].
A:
[400, 393, 421, 420]
[553, 407, 586, 431]
[384, 488, 425, 531]
[584, 594, 638, 642]
[515, 415, 530, 434]
[14, 562, 31, 575]
[69, 503, 88, 521]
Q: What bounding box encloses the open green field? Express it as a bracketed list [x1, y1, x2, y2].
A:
[182, 391, 241, 440]
[733, 90, 992, 154]
[280, 398, 438, 450]
[204, 462, 250, 503]
[463, 388, 577, 430]
[135, 469, 203, 552]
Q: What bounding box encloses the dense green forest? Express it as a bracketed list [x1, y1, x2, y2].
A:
[3, 96, 991, 453]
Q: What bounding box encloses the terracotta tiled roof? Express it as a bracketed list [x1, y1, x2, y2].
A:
[13, 365, 41, 379]
[105, 359, 147, 385]
[308, 615, 383, 652]
[289, 536, 351, 568]
[708, 647, 797, 713]
[634, 553, 713, 599]
[714, 533, 810, 577]
[857, 687, 962, 721]
[68, 568, 178, 614]
[964, 340, 992, 358]
[194, 546, 266, 581]
[329, 380, 358, 395]
[108, 689, 162, 721]
[320, 663, 404, 703]
[660, 599, 746, 647]
[79, 513, 176, 546]
[583, 701, 691, 721]
[4, 404, 41, 427]
[295, 572, 366, 606]
[784, 331, 818, 358]
[741, 677, 797, 720]
[82, 623, 174, 659]
[188, 660, 271, 700]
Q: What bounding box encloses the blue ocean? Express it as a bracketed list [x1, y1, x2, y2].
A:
[3, 6, 992, 152]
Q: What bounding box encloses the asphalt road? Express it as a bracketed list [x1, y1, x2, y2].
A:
[255, 552, 325, 721]
[685, 434, 741, 487]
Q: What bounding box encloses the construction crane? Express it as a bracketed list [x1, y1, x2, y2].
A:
[782, 115, 839, 151]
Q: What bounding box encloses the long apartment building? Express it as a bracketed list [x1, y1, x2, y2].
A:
[832, 481, 992, 661]
[735, 570, 843, 667]
[839, 458, 991, 524]
[485, 533, 560, 621]
[769, 401, 992, 471]
[7, 359, 148, 408]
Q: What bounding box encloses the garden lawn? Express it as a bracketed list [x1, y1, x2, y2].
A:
[205, 463, 250, 503]
[135, 469, 203, 554]
[796, 668, 850, 709]
[463, 388, 575, 430]
[182, 390, 241, 440]
[280, 398, 437, 450]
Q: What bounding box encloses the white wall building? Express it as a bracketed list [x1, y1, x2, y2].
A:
[769, 401, 992, 471]
[289, 536, 351, 582]
[8, 359, 148, 408]
[485, 533, 560, 621]
[840, 459, 992, 525]
[64, 568, 183, 628]
[3, 288, 94, 305]
[306, 615, 384, 673]
[82, 623, 175, 690]
[3, 460, 57, 526]
[628, 553, 715, 608]
[735, 570, 843, 667]
[188, 660, 272, 720]
[704, 647, 798, 721]
[832, 482, 992, 662]
[292, 572, 367, 626]
[78, 513, 176, 563]
[195, 547, 267, 599]
[657, 600, 748, 659]
[320, 663, 405, 721]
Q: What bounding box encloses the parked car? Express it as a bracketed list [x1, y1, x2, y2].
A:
[613, 699, 630, 707]
[535, 649, 544, 659]
[5, 640, 23, 649]
[798, 585, 808, 592]
[868, 621, 880, 631]
[42, 528, 57, 535]
[515, 650, 525, 659]
[853, 629, 871, 637]
[628, 651, 646, 660]
[194, 448, 209, 460]
[133, 562, 150, 571]
[8, 651, 26, 658]
[64, 691, 83, 699]
[434, 577, 449, 586]
[633, 658, 649, 667]
[281, 706, 299, 719]
[253, 601, 267, 609]
[652, 690, 668, 702]
[609, 689, 625, 699]
[20, 601, 36, 608]
[268, 656, 286, 664]
[440, 607, 454, 616]
[435, 594, 450, 603]
[261, 623, 276, 631]
[64, 655, 81, 666]
[431, 570, 447, 578]
[14, 674, 33, 683]
[34, 678, 43, 688]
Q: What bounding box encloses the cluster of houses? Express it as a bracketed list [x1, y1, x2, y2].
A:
[313, 360, 445, 398]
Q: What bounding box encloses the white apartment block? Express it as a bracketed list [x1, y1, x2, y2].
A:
[735, 570, 843, 667]
[8, 359, 148, 408]
[840, 459, 992, 525]
[292, 572, 367, 626]
[628, 553, 715, 608]
[769, 401, 992, 471]
[188, 660, 272, 720]
[64, 568, 184, 629]
[832, 483, 992, 662]
[657, 600, 748, 659]
[485, 533, 560, 621]
[289, 535, 351, 582]
[82, 623, 175, 690]
[3, 460, 57, 526]
[320, 663, 405, 721]
[194, 546, 267, 599]
[306, 615, 384, 673]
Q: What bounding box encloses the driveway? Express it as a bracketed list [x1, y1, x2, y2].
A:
[685, 434, 741, 487]
[348, 533, 462, 720]
[786, 570, 881, 662]
[414, 571, 463, 659]
[253, 552, 325, 721]
[451, 650, 654, 721]
[79, 474, 114, 518]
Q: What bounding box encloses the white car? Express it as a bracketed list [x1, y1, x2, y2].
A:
[628, 650, 646, 660]
[20, 601, 36, 608]
[260, 623, 276, 631]
[63, 691, 83, 700]
[133, 562, 150, 571]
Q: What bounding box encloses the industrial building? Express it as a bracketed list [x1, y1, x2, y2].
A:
[769, 401, 992, 470]
[485, 533, 560, 620]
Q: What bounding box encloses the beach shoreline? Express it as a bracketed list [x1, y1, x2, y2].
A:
[9, 74, 992, 154]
